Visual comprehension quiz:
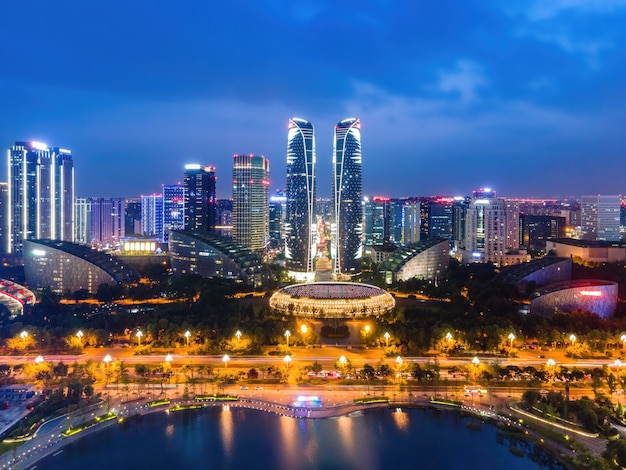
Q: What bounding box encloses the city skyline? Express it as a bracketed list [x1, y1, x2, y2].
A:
[1, 2, 625, 199]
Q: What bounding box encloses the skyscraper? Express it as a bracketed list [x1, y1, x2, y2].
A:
[183, 164, 216, 232]
[581, 195, 620, 241]
[0, 183, 8, 253]
[332, 118, 362, 276]
[141, 194, 164, 240]
[162, 184, 185, 242]
[7, 141, 74, 254]
[285, 118, 316, 278]
[89, 197, 124, 248]
[232, 154, 270, 251]
[464, 188, 506, 263]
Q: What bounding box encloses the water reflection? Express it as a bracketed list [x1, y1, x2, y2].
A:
[391, 409, 409, 432]
[278, 414, 299, 468]
[220, 405, 233, 462]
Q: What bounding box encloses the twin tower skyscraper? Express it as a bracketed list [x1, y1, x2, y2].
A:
[285, 117, 363, 280]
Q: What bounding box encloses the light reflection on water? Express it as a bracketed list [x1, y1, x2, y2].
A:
[391, 408, 409, 432]
[219, 405, 233, 462]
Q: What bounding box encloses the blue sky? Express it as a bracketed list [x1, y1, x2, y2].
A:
[1, 0, 625, 199]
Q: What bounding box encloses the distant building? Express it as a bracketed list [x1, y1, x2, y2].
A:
[89, 198, 125, 248]
[403, 201, 421, 245]
[232, 154, 269, 251]
[168, 230, 267, 287]
[23, 239, 140, 294]
[215, 199, 232, 237]
[380, 238, 449, 284]
[0, 183, 8, 253]
[0, 278, 35, 316]
[520, 215, 566, 252]
[124, 198, 142, 236]
[493, 257, 572, 294]
[162, 184, 185, 242]
[427, 198, 454, 240]
[581, 195, 620, 242]
[546, 238, 626, 263]
[363, 197, 390, 246]
[183, 164, 216, 232]
[74, 197, 91, 245]
[141, 194, 164, 240]
[7, 142, 74, 254]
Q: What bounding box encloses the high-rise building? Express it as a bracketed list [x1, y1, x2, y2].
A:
[124, 198, 142, 236]
[285, 118, 317, 277]
[504, 200, 520, 251]
[183, 164, 216, 232]
[464, 188, 506, 263]
[332, 118, 363, 276]
[7, 141, 74, 253]
[141, 194, 164, 240]
[269, 190, 287, 249]
[232, 154, 270, 251]
[0, 183, 8, 253]
[74, 197, 91, 245]
[520, 214, 566, 251]
[162, 184, 185, 242]
[427, 198, 454, 240]
[363, 197, 390, 246]
[581, 195, 620, 241]
[403, 201, 421, 245]
[90, 198, 124, 248]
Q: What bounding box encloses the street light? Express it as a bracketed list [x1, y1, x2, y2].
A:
[20, 331, 28, 341]
[165, 354, 173, 364]
[300, 324, 308, 335]
[103, 354, 112, 365]
[364, 325, 371, 334]
[35, 355, 44, 364]
[508, 333, 515, 349]
[621, 334, 626, 349]
[445, 332, 453, 343]
[569, 334, 576, 347]
[222, 354, 230, 368]
[284, 330, 291, 346]
[136, 330, 143, 347]
[76, 330, 84, 344]
[235, 330, 242, 343]
[284, 355, 291, 369]
[471, 356, 480, 382]
[184, 331, 191, 347]
[395, 356, 403, 367]
[384, 332, 390, 347]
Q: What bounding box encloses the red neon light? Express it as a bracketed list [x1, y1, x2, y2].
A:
[580, 290, 602, 297]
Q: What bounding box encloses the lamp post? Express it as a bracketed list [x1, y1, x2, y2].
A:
[284, 330, 291, 347]
[235, 330, 242, 343]
[365, 325, 371, 335]
[445, 332, 452, 344]
[103, 354, 113, 388]
[222, 354, 230, 369]
[184, 331, 191, 347]
[508, 333, 515, 349]
[76, 330, 84, 344]
[621, 334, 626, 349]
[300, 324, 308, 335]
[136, 330, 143, 347]
[471, 356, 480, 383]
[384, 332, 390, 348]
[35, 355, 44, 364]
[569, 334, 576, 348]
[20, 331, 28, 342]
[284, 355, 291, 369]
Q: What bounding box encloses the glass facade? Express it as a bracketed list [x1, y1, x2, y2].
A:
[332, 118, 362, 276]
[183, 164, 216, 232]
[163, 184, 185, 242]
[232, 155, 270, 251]
[285, 118, 316, 274]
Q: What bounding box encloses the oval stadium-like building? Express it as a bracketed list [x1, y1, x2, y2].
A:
[269, 282, 395, 318]
[0, 279, 36, 316]
[530, 279, 618, 318]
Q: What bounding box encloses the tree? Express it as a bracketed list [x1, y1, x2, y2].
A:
[362, 364, 376, 381]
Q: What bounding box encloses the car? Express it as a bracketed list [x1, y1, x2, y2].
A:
[254, 386, 263, 390]
[240, 386, 248, 390]
[538, 355, 545, 358]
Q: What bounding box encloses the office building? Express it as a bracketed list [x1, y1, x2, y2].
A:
[581, 195, 620, 242]
[232, 154, 270, 251]
[363, 197, 389, 246]
[0, 183, 8, 253]
[183, 164, 216, 232]
[141, 194, 164, 240]
[403, 201, 421, 245]
[124, 198, 142, 236]
[162, 184, 185, 242]
[464, 188, 506, 263]
[269, 190, 286, 249]
[90, 198, 124, 248]
[7, 141, 74, 254]
[285, 118, 317, 278]
[332, 118, 362, 276]
[74, 197, 91, 245]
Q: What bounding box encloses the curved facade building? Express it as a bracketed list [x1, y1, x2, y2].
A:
[285, 118, 316, 279]
[494, 257, 572, 293]
[169, 230, 268, 287]
[269, 282, 395, 318]
[23, 239, 140, 294]
[530, 279, 618, 318]
[380, 239, 450, 284]
[332, 118, 362, 276]
[0, 279, 36, 316]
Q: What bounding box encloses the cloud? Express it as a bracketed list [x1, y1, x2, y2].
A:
[436, 60, 487, 104]
[523, 0, 626, 21]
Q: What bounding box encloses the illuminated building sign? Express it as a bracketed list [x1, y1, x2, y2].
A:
[580, 290, 602, 297]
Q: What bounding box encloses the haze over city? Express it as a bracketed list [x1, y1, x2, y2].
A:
[1, 1, 625, 199]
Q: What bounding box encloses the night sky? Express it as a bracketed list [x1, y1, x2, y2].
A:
[1, 1, 625, 199]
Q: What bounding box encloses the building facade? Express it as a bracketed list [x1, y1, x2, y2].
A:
[140, 194, 164, 240]
[162, 184, 185, 242]
[464, 189, 506, 263]
[90, 198, 125, 248]
[285, 118, 317, 278]
[332, 118, 363, 276]
[232, 154, 270, 251]
[183, 164, 216, 232]
[581, 195, 620, 242]
[7, 142, 74, 254]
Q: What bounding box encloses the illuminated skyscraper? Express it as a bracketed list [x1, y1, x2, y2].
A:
[285, 118, 316, 278]
[581, 195, 620, 241]
[332, 118, 362, 276]
[141, 194, 164, 240]
[232, 154, 270, 251]
[183, 164, 216, 232]
[162, 184, 185, 241]
[7, 141, 74, 254]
